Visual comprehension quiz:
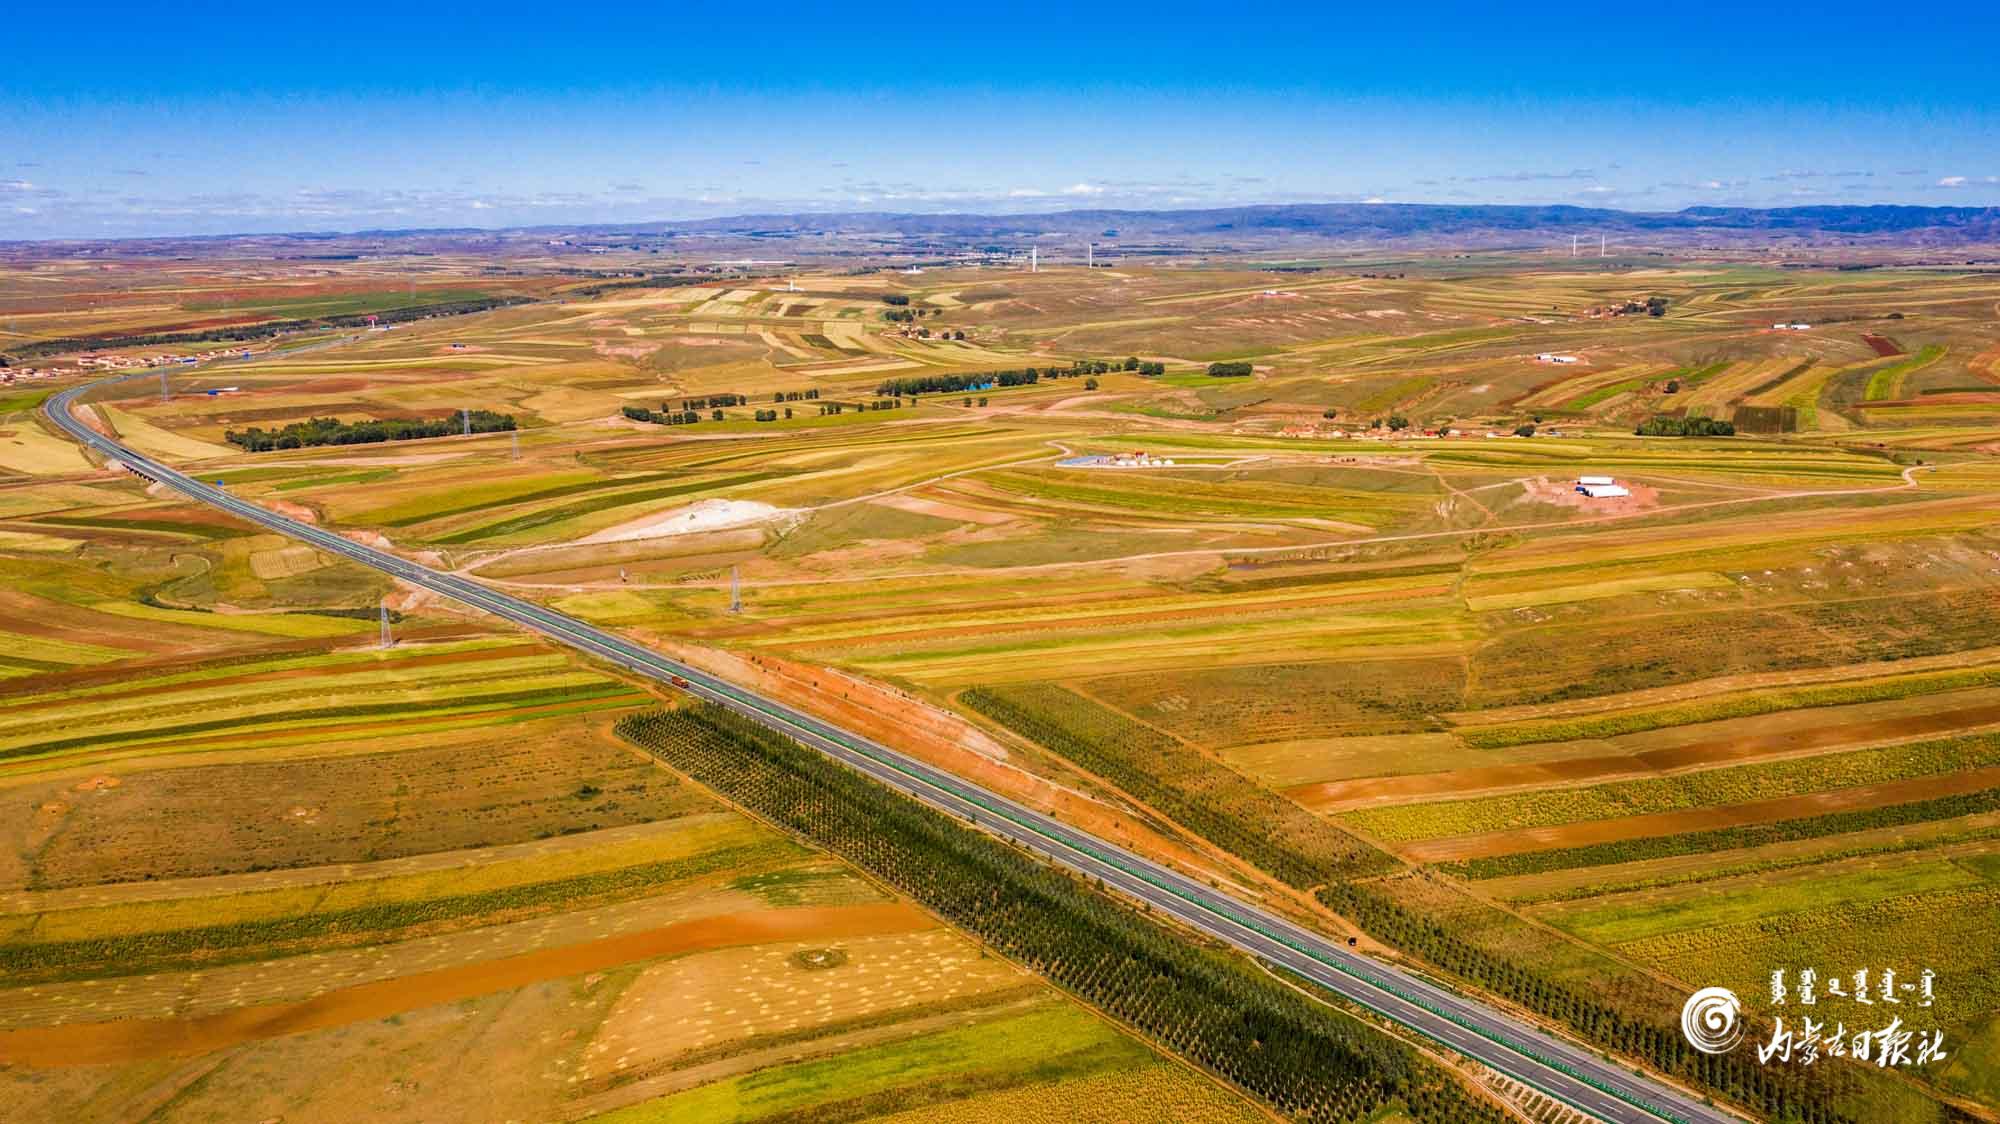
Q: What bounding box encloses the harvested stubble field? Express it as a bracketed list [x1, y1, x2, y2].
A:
[10, 255, 2000, 1121]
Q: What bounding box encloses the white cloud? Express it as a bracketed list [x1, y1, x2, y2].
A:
[1938, 175, 1968, 187]
[1458, 169, 1595, 184]
[1062, 182, 1104, 196]
[469, 200, 493, 209]
[1363, 196, 1386, 204]
[1007, 188, 1047, 198]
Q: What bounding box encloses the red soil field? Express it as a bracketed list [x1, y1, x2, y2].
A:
[0, 901, 931, 1066]
[1399, 764, 2000, 863]
[1292, 697, 2000, 811]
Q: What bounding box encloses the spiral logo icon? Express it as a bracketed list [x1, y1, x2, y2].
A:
[1680, 987, 1743, 1054]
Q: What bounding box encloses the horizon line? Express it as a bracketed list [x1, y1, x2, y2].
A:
[6, 197, 1998, 249]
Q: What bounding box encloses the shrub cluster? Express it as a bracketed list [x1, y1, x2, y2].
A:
[1635, 414, 1735, 437]
[623, 405, 700, 426]
[877, 369, 1041, 396]
[225, 411, 515, 452]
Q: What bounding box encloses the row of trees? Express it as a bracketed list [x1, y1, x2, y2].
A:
[770, 389, 821, 402]
[224, 411, 516, 452]
[1207, 361, 1255, 377]
[962, 686, 1391, 889]
[623, 405, 709, 425]
[565, 272, 707, 298]
[873, 357, 1164, 398]
[629, 403, 815, 424]
[617, 706, 1509, 1124]
[675, 394, 744, 410]
[877, 369, 1040, 396]
[14, 295, 534, 361]
[1635, 414, 1735, 436]
[1319, 882, 1848, 1124]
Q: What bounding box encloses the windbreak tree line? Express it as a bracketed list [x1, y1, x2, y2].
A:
[877, 370, 1041, 396]
[875, 358, 1155, 398]
[225, 411, 515, 451]
[1319, 882, 1855, 1124]
[566, 273, 709, 298]
[961, 686, 1392, 888]
[623, 405, 701, 426]
[1635, 414, 1735, 437]
[12, 295, 533, 360]
[617, 706, 1508, 1124]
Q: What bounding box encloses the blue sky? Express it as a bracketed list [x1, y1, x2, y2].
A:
[4, 1, 1996, 239]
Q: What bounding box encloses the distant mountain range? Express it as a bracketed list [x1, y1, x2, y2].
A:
[10, 203, 2000, 259]
[639, 202, 2000, 240]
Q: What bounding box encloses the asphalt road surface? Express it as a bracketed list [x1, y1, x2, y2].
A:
[48, 374, 1741, 1124]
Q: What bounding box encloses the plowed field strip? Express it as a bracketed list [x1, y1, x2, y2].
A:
[1293, 697, 2000, 811]
[1400, 765, 2000, 862]
[0, 902, 930, 1066]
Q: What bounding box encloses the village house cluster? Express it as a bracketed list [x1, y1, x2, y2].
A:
[2, 346, 257, 386]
